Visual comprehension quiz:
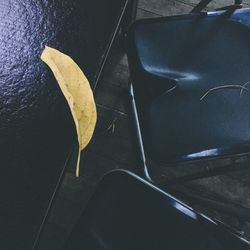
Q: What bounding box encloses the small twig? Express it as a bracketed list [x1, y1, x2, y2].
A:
[200, 84, 250, 101]
[240, 82, 250, 97]
[106, 118, 118, 133]
[112, 122, 116, 133]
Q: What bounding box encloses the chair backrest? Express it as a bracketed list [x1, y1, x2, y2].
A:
[62, 170, 250, 250]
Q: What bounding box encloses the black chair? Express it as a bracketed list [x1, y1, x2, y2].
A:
[62, 170, 250, 250]
[126, 1, 250, 182]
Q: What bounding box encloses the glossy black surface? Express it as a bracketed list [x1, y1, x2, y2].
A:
[127, 9, 250, 164]
[62, 170, 250, 250]
[0, 0, 127, 249]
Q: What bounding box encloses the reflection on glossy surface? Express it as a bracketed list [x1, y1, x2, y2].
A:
[186, 148, 220, 159]
[171, 201, 198, 220]
[0, 0, 127, 249]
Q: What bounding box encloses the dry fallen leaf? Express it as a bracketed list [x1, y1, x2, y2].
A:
[41, 46, 97, 177]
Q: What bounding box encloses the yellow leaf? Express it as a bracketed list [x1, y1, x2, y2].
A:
[41, 46, 97, 177]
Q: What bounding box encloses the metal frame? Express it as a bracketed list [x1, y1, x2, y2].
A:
[191, 0, 243, 13]
[129, 83, 152, 181]
[93, 0, 138, 91]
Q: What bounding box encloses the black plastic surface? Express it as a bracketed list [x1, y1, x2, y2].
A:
[62, 170, 250, 250]
[127, 9, 250, 163]
[0, 1, 127, 249]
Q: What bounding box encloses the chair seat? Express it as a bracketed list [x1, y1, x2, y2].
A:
[62, 170, 250, 250]
[127, 8, 250, 163]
